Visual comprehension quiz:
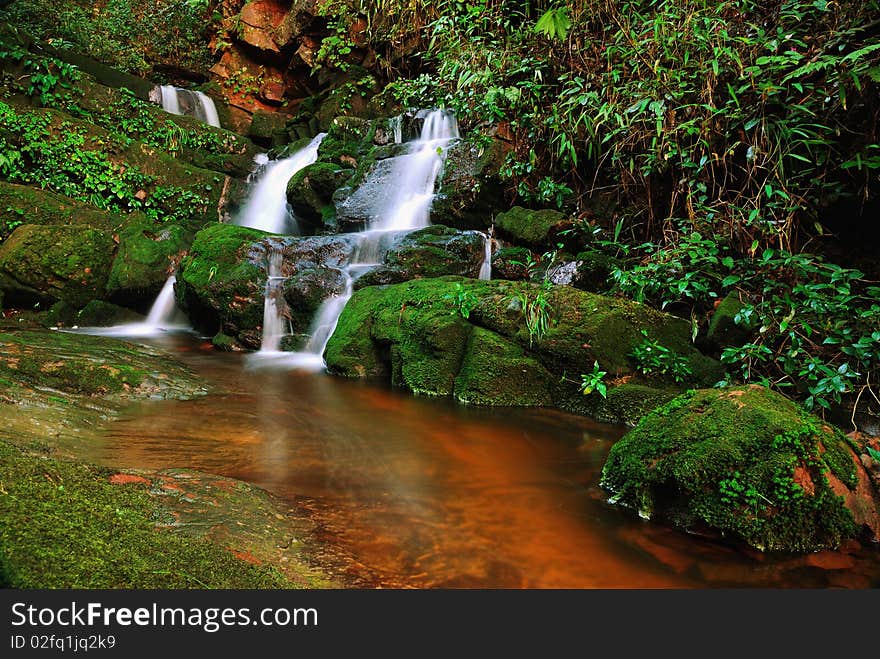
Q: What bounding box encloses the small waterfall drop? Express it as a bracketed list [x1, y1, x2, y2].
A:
[260, 249, 288, 352]
[251, 110, 458, 370]
[375, 110, 459, 232]
[71, 275, 189, 337]
[236, 133, 326, 235]
[478, 228, 493, 281]
[155, 85, 221, 128]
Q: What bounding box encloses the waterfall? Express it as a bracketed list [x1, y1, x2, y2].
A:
[478, 231, 492, 281]
[155, 85, 221, 128]
[374, 110, 459, 232]
[250, 110, 458, 370]
[389, 115, 403, 144]
[71, 275, 189, 337]
[260, 249, 288, 352]
[236, 133, 326, 235]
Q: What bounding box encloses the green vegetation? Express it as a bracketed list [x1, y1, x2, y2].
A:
[0, 441, 292, 588]
[0, 1, 215, 76]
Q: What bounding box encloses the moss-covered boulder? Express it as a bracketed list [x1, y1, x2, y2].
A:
[0, 182, 120, 240]
[286, 161, 353, 233]
[494, 206, 578, 253]
[106, 219, 190, 307]
[326, 277, 723, 416]
[175, 223, 269, 348]
[76, 300, 143, 327]
[248, 110, 290, 147]
[600, 386, 880, 552]
[355, 225, 486, 287]
[0, 224, 116, 307]
[491, 246, 534, 281]
[454, 327, 554, 406]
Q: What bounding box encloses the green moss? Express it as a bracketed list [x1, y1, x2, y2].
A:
[565, 383, 678, 426]
[76, 300, 142, 327]
[454, 327, 553, 406]
[286, 161, 353, 231]
[707, 291, 751, 348]
[600, 385, 861, 552]
[106, 219, 189, 300]
[0, 224, 116, 307]
[0, 441, 290, 588]
[176, 223, 268, 340]
[0, 327, 201, 397]
[0, 181, 121, 240]
[328, 277, 723, 415]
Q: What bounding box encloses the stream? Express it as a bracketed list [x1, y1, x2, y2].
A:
[81, 334, 880, 588]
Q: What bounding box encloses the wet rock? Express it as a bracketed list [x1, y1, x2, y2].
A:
[76, 300, 143, 327]
[0, 224, 116, 308]
[248, 110, 291, 148]
[286, 162, 354, 233]
[283, 266, 348, 331]
[430, 138, 506, 231]
[600, 385, 880, 552]
[355, 225, 485, 288]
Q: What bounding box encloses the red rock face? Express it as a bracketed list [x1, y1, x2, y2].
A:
[239, 0, 291, 52]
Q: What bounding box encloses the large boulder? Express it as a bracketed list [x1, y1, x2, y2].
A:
[0, 182, 119, 240]
[0, 225, 115, 308]
[286, 161, 354, 233]
[493, 206, 581, 253]
[175, 223, 271, 348]
[600, 386, 880, 552]
[326, 277, 723, 417]
[355, 225, 486, 287]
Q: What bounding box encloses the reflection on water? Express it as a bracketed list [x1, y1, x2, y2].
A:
[89, 336, 880, 588]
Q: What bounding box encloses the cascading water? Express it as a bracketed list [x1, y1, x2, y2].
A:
[236, 133, 326, 235]
[154, 85, 221, 128]
[72, 275, 189, 337]
[251, 110, 458, 370]
[478, 229, 493, 281]
[260, 249, 288, 352]
[374, 110, 459, 232]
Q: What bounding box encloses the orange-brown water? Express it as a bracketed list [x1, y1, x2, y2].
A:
[88, 336, 880, 588]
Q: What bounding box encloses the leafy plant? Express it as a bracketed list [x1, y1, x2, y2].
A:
[444, 282, 478, 319]
[580, 361, 608, 398]
[513, 279, 554, 347]
[630, 331, 693, 384]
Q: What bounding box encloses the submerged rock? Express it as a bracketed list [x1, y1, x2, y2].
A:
[600, 385, 880, 552]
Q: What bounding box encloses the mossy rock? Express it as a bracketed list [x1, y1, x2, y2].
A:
[76, 300, 143, 327]
[600, 386, 880, 552]
[454, 327, 553, 406]
[176, 223, 270, 346]
[494, 206, 577, 252]
[0, 224, 116, 307]
[572, 250, 622, 292]
[492, 246, 534, 281]
[562, 382, 679, 427]
[0, 181, 121, 240]
[355, 225, 485, 287]
[327, 277, 723, 416]
[0, 441, 293, 588]
[106, 219, 190, 307]
[248, 110, 290, 147]
[0, 326, 204, 398]
[430, 138, 506, 231]
[286, 161, 353, 233]
[707, 292, 752, 348]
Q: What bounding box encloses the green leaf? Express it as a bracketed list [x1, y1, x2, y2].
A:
[535, 7, 571, 41]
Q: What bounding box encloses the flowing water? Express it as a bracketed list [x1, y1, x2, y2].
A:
[236, 134, 326, 234]
[87, 335, 880, 589]
[478, 231, 492, 281]
[155, 85, 221, 128]
[73, 275, 190, 338]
